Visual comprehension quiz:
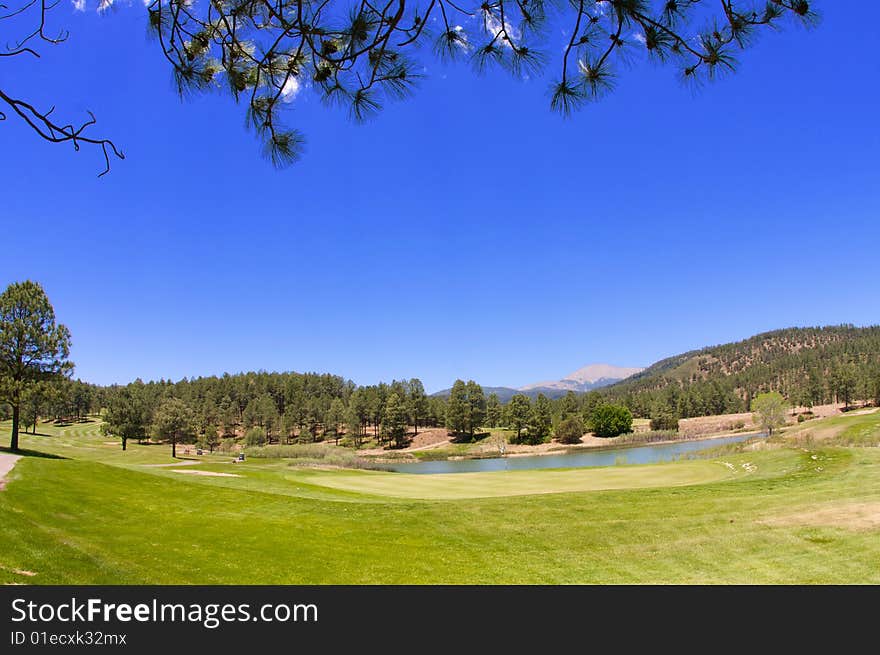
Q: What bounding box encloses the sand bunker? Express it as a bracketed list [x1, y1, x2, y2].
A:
[169, 469, 241, 478]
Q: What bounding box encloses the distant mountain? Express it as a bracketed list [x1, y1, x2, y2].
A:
[519, 363, 645, 393]
[431, 386, 534, 402]
[432, 364, 644, 401]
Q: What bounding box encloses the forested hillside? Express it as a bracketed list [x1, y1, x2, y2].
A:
[4, 371, 447, 448]
[602, 325, 880, 419]
[6, 326, 879, 449]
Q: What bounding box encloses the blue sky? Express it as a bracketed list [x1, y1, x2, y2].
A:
[2, 2, 879, 393]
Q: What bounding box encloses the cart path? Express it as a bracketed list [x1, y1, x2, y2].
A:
[0, 453, 22, 491]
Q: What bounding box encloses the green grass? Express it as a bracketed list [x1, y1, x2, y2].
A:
[1, 416, 879, 584]
[827, 409, 880, 446]
[286, 460, 743, 499]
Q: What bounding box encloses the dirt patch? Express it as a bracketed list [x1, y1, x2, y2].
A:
[169, 469, 241, 478]
[760, 501, 880, 531]
[678, 403, 854, 439]
[0, 564, 36, 577]
[358, 427, 452, 455]
[409, 427, 451, 449]
[0, 454, 22, 491]
[679, 412, 757, 438]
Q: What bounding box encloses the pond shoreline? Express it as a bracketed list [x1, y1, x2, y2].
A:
[386, 431, 768, 474]
[363, 429, 765, 464]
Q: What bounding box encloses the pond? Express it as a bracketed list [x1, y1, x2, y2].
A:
[389, 432, 765, 474]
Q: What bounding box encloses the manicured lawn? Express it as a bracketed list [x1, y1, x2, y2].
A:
[1, 416, 879, 584]
[285, 460, 741, 499]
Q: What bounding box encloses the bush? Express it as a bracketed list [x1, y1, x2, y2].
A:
[515, 431, 546, 446]
[591, 404, 633, 438]
[556, 416, 585, 444]
[245, 427, 266, 446]
[244, 443, 388, 470]
[217, 438, 237, 452]
[649, 413, 679, 431]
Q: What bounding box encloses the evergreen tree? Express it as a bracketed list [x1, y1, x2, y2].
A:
[507, 394, 531, 444]
[326, 397, 346, 445]
[559, 391, 579, 420]
[465, 380, 486, 438]
[218, 395, 238, 436]
[832, 365, 857, 408]
[581, 391, 604, 430]
[0, 281, 72, 451]
[202, 423, 220, 453]
[383, 392, 409, 448]
[485, 393, 502, 428]
[152, 397, 195, 458]
[529, 393, 553, 444]
[445, 380, 469, 437]
[408, 378, 428, 436]
[101, 386, 150, 451]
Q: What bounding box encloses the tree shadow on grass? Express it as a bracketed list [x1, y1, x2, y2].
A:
[0, 446, 68, 460]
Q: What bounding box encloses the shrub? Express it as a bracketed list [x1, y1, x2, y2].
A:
[555, 416, 585, 444]
[591, 404, 634, 438]
[244, 443, 388, 470]
[650, 413, 679, 431]
[245, 427, 266, 446]
[217, 438, 237, 452]
[516, 431, 547, 446]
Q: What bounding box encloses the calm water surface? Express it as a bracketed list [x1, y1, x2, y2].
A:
[389, 432, 765, 474]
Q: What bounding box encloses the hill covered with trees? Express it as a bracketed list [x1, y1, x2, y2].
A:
[4, 312, 879, 453]
[601, 325, 880, 420]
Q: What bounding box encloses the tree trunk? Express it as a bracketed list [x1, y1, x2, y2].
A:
[122, 436, 127, 451]
[10, 402, 20, 451]
[414, 418, 419, 436]
[172, 433, 177, 458]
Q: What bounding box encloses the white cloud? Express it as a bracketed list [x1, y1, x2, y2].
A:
[281, 76, 301, 102]
[72, 0, 85, 10]
[97, 0, 114, 11]
[453, 25, 470, 52]
[633, 32, 647, 45]
[483, 11, 519, 49]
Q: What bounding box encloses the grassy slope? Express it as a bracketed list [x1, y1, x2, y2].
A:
[1, 417, 879, 584]
[287, 461, 738, 500]
[824, 411, 880, 446]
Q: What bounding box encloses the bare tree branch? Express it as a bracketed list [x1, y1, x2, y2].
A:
[1, 0, 123, 175]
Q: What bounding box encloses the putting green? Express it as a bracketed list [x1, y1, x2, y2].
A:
[288, 459, 743, 499]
